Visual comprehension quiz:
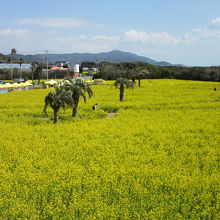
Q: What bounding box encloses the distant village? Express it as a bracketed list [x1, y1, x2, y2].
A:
[0, 61, 98, 78]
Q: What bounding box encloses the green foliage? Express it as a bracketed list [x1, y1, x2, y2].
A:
[43, 87, 73, 123]
[49, 70, 69, 79]
[80, 61, 97, 68]
[115, 77, 133, 101]
[0, 79, 219, 218]
[44, 87, 73, 113]
[1, 60, 220, 82]
[63, 79, 93, 117]
[19, 58, 24, 67]
[11, 48, 17, 55]
[97, 62, 220, 82]
[31, 62, 44, 82]
[101, 105, 120, 113]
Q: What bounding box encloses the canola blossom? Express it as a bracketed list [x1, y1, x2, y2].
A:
[0, 79, 219, 219]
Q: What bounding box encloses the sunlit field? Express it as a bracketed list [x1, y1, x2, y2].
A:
[0, 79, 219, 219]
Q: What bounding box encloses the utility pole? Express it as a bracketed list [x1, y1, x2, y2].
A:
[96, 56, 99, 71]
[11, 57, 13, 81]
[45, 50, 48, 80]
[10, 48, 17, 82]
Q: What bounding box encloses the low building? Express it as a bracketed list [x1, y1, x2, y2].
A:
[82, 67, 98, 75]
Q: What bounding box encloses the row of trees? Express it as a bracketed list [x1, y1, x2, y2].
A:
[43, 77, 134, 124]
[90, 62, 220, 82]
[43, 79, 93, 124]
[2, 54, 220, 82]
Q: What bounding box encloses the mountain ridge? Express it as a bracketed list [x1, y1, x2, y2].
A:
[5, 50, 174, 66]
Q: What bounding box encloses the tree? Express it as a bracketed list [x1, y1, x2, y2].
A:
[31, 62, 37, 80]
[43, 87, 73, 124]
[80, 61, 96, 69]
[35, 63, 44, 83]
[124, 64, 146, 88]
[136, 72, 147, 87]
[114, 77, 133, 102]
[19, 58, 24, 79]
[11, 48, 16, 55]
[64, 79, 93, 117]
[31, 62, 44, 83]
[10, 48, 16, 81]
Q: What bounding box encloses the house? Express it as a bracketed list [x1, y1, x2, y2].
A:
[50, 61, 69, 71]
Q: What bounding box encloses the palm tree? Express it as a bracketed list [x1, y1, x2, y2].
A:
[31, 62, 44, 83]
[19, 58, 24, 79]
[64, 79, 93, 117]
[31, 62, 37, 80]
[138, 74, 143, 87]
[136, 72, 147, 87]
[43, 87, 73, 124]
[11, 48, 16, 54]
[126, 69, 136, 89]
[35, 63, 44, 84]
[125, 65, 148, 87]
[10, 48, 17, 81]
[114, 77, 132, 102]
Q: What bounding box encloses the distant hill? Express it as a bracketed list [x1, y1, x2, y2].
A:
[6, 50, 174, 66]
[10, 54, 43, 63]
[155, 61, 173, 66]
[0, 53, 18, 63]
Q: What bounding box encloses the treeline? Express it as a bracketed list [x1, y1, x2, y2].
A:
[92, 62, 220, 82]
[1, 61, 220, 82]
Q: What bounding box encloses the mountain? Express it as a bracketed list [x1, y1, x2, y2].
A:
[7, 50, 173, 66]
[0, 53, 18, 63]
[155, 61, 173, 66]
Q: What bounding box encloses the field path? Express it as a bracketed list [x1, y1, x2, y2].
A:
[107, 112, 116, 118]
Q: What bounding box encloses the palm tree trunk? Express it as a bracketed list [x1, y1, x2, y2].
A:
[54, 109, 59, 124]
[72, 102, 78, 117]
[132, 81, 135, 89]
[119, 83, 124, 101]
[138, 78, 141, 87]
[19, 65, 22, 79]
[132, 77, 135, 89]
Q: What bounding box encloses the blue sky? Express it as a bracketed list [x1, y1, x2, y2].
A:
[0, 0, 220, 66]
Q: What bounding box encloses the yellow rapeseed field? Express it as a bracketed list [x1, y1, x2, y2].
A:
[0, 79, 219, 219]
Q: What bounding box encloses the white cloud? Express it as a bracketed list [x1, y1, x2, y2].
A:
[18, 18, 98, 28]
[123, 30, 181, 44]
[212, 17, 220, 27]
[93, 35, 120, 42]
[182, 27, 220, 43]
[79, 35, 87, 39]
[193, 28, 220, 37]
[0, 28, 28, 37]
